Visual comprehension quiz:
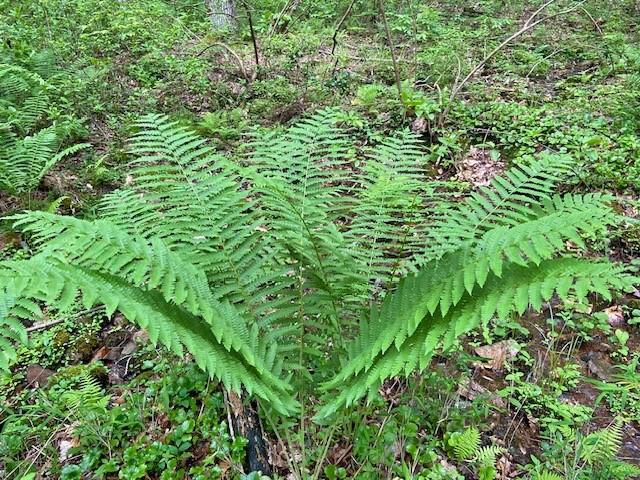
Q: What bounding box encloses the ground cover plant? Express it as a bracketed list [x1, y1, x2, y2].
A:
[2, 0, 640, 478]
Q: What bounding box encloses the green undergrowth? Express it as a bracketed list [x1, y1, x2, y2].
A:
[2, 0, 640, 479]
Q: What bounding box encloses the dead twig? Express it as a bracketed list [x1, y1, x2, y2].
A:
[238, 0, 261, 73]
[26, 306, 103, 332]
[331, 0, 358, 56]
[269, 0, 300, 37]
[196, 41, 249, 80]
[525, 48, 565, 78]
[580, 6, 603, 35]
[441, 0, 587, 125]
[26, 319, 64, 332]
[330, 0, 358, 75]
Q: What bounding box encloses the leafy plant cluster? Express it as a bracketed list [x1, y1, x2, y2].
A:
[531, 419, 640, 480]
[0, 361, 248, 479]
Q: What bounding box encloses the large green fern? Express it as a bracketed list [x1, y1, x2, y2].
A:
[0, 110, 635, 420]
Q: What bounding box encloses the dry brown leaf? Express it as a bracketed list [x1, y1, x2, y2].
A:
[457, 147, 504, 187]
[91, 346, 110, 362]
[457, 377, 506, 407]
[474, 340, 520, 371]
[603, 305, 625, 327]
[26, 364, 54, 387]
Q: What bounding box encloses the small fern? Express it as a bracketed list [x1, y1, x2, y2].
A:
[448, 427, 504, 480]
[607, 462, 640, 479]
[579, 419, 624, 465]
[532, 470, 564, 480]
[449, 426, 481, 461]
[60, 370, 110, 414]
[0, 62, 90, 195]
[0, 126, 90, 194]
[0, 63, 49, 134]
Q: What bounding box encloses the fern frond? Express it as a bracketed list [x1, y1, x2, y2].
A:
[27, 51, 58, 80]
[60, 370, 110, 413]
[474, 445, 504, 468]
[99, 114, 296, 328]
[0, 64, 42, 100]
[607, 461, 640, 479]
[579, 419, 623, 465]
[449, 427, 480, 460]
[1, 258, 298, 415]
[532, 469, 564, 480]
[319, 259, 635, 417]
[0, 288, 31, 371]
[0, 63, 49, 134]
[346, 130, 438, 293]
[245, 108, 353, 283]
[11, 212, 258, 357]
[0, 125, 89, 194]
[14, 91, 48, 132]
[423, 153, 575, 261]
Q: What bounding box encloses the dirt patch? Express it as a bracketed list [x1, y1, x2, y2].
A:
[457, 146, 505, 186]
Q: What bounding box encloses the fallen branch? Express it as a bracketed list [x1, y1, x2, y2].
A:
[26, 319, 64, 333]
[26, 307, 104, 333]
[580, 6, 603, 35]
[441, 0, 587, 124]
[196, 41, 249, 80]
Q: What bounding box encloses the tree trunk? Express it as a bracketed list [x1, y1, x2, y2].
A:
[206, 0, 236, 30]
[227, 390, 272, 475]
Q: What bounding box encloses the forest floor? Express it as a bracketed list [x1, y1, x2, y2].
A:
[2, 1, 640, 479]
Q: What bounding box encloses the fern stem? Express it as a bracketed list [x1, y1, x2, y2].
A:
[283, 192, 343, 341]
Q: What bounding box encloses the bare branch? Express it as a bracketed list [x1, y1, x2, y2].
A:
[196, 41, 249, 80]
[442, 0, 587, 124]
[331, 0, 358, 56]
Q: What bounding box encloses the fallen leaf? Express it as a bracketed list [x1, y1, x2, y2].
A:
[457, 147, 505, 187]
[474, 340, 520, 371]
[91, 346, 111, 362]
[585, 351, 613, 380]
[121, 340, 138, 356]
[411, 116, 428, 134]
[26, 365, 54, 387]
[59, 439, 74, 462]
[604, 305, 625, 327]
[133, 330, 149, 344]
[457, 377, 506, 407]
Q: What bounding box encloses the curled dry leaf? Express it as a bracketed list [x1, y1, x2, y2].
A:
[474, 340, 520, 371]
[603, 305, 625, 327]
[457, 377, 506, 408]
